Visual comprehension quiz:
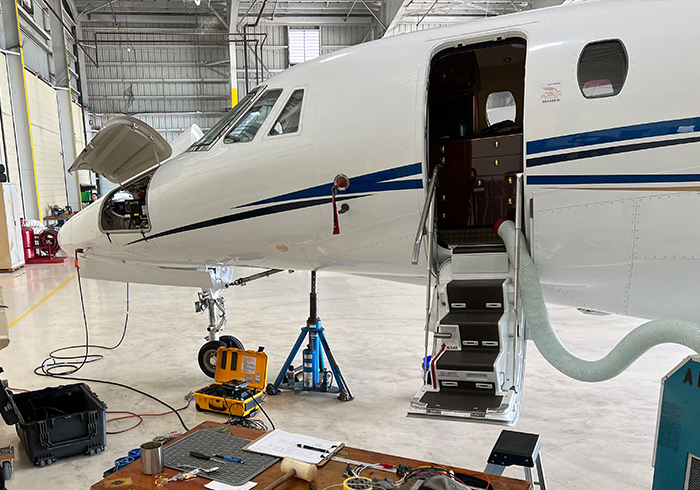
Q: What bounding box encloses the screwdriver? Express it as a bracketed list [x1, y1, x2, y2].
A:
[215, 454, 245, 464]
[190, 451, 228, 464]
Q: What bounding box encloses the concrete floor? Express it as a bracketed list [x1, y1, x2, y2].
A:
[0, 261, 692, 489]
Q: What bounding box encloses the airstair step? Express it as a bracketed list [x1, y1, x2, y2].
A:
[420, 389, 503, 412]
[436, 350, 499, 372]
[446, 280, 504, 311]
[452, 244, 506, 254]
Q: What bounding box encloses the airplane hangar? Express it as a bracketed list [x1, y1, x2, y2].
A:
[0, 0, 696, 489]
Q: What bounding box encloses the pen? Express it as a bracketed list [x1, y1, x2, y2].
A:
[215, 454, 245, 464]
[190, 451, 228, 464]
[297, 444, 329, 453]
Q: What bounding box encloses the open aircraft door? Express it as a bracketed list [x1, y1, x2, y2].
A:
[69, 115, 172, 184]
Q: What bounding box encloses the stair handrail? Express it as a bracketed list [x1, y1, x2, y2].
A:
[513, 172, 524, 318]
[411, 164, 441, 265]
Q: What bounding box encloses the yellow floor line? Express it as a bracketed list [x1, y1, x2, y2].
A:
[8, 273, 77, 329]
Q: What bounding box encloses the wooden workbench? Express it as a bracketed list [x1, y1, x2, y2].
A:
[91, 422, 530, 490]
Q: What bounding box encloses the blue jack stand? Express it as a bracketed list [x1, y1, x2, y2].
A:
[266, 271, 353, 401]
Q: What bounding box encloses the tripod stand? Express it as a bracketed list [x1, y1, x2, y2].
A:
[267, 271, 353, 401]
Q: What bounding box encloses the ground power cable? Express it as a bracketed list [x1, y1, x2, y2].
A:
[33, 251, 190, 432]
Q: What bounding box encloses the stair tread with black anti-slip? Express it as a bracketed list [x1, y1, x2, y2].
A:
[420, 389, 503, 411]
[436, 349, 499, 372]
[446, 280, 504, 311]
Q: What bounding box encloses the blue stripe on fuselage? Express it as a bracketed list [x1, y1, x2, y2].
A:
[235, 162, 423, 209]
[526, 117, 700, 155]
[527, 174, 700, 185]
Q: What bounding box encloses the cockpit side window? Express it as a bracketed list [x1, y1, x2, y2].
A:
[577, 40, 628, 99]
[269, 90, 304, 136]
[188, 86, 263, 150]
[224, 89, 283, 143]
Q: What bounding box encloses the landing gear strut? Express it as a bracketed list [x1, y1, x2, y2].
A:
[195, 290, 244, 378]
[194, 268, 286, 378]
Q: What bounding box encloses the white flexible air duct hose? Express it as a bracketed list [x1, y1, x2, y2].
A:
[496, 219, 700, 382]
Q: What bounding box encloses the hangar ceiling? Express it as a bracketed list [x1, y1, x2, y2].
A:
[72, 0, 555, 31]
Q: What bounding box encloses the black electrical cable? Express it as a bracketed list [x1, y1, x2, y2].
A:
[35, 256, 129, 376]
[34, 253, 190, 432]
[32, 372, 190, 433]
[37, 250, 93, 376]
[246, 390, 275, 431]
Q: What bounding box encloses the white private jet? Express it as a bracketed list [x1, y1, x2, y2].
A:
[59, 0, 700, 425]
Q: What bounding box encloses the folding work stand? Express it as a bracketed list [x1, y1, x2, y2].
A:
[267, 271, 353, 401]
[484, 430, 547, 490]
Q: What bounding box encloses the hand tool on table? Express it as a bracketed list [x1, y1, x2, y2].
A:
[182, 465, 220, 474]
[166, 469, 200, 482]
[331, 457, 397, 473]
[261, 458, 318, 490]
[214, 454, 245, 463]
[190, 451, 228, 464]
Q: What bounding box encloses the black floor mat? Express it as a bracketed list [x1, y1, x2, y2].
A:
[420, 390, 503, 411]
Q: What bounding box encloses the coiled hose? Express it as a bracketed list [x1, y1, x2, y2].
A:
[496, 219, 700, 382]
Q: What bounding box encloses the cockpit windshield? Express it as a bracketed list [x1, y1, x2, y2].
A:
[188, 86, 264, 151]
[224, 89, 282, 143]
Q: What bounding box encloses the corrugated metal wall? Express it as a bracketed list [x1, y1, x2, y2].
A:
[83, 23, 232, 141]
[19, 5, 53, 82]
[0, 53, 22, 204]
[26, 72, 68, 214]
[72, 101, 92, 190]
[82, 20, 373, 142]
[320, 25, 372, 55]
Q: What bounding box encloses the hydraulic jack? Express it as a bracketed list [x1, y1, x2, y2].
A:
[266, 271, 353, 401]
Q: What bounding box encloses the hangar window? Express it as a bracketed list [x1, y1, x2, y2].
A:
[270, 90, 304, 136]
[224, 89, 283, 143]
[578, 40, 628, 98]
[289, 29, 320, 65]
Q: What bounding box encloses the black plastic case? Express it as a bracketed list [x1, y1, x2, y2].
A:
[0, 380, 107, 466]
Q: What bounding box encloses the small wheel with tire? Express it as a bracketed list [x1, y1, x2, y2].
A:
[338, 390, 354, 402]
[198, 340, 226, 378]
[266, 383, 278, 395]
[2, 460, 11, 480]
[219, 335, 244, 350]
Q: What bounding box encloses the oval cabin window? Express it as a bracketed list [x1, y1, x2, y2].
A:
[486, 91, 516, 126]
[577, 40, 628, 99]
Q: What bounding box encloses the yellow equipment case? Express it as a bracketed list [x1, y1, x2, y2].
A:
[194, 347, 268, 416]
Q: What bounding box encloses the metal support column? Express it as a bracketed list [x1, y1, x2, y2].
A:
[0, 0, 40, 220]
[229, 0, 241, 106]
[68, 3, 90, 137]
[49, 0, 80, 212]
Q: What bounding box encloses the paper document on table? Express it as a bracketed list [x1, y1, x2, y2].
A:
[205, 481, 257, 490]
[245, 429, 342, 464]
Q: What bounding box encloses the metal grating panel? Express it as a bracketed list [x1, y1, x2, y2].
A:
[685, 454, 700, 490]
[164, 430, 279, 487]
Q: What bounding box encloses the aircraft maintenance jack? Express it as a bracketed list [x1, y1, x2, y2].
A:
[266, 271, 353, 401]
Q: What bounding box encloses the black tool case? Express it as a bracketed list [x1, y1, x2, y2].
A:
[0, 377, 107, 467]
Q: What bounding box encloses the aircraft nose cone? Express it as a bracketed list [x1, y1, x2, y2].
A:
[57, 199, 103, 254]
[58, 217, 73, 253]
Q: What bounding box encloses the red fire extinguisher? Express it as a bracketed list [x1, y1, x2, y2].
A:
[21, 226, 35, 261]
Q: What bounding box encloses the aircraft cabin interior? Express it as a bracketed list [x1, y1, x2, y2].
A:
[428, 39, 525, 248]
